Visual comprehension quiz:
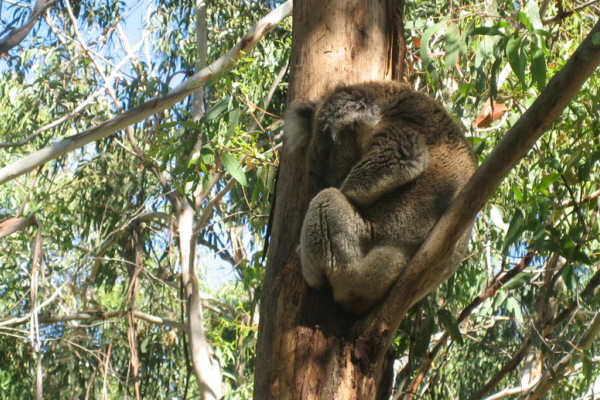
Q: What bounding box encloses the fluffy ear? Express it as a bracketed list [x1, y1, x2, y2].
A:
[284, 101, 316, 151]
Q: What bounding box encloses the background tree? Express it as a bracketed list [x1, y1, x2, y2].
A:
[0, 1, 291, 398]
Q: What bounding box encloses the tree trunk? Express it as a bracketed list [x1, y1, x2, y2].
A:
[254, 0, 401, 399]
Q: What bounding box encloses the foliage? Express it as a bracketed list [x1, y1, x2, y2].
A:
[392, 0, 600, 398]
[0, 0, 290, 398]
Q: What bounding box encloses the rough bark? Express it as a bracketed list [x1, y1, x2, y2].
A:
[254, 0, 398, 399]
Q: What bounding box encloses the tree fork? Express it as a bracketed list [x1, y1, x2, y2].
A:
[254, 0, 398, 399]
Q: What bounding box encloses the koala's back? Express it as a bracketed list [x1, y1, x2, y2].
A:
[359, 86, 476, 246]
[365, 144, 474, 246]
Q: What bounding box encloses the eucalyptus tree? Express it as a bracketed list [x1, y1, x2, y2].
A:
[255, 0, 600, 399]
[2, 0, 600, 399]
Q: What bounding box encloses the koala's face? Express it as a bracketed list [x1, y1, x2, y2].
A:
[307, 120, 362, 190]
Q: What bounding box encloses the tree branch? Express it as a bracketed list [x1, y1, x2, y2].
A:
[356, 19, 600, 370]
[405, 250, 536, 400]
[1, 310, 187, 332]
[0, 214, 37, 238]
[0, 0, 58, 54]
[542, 0, 600, 25]
[81, 211, 171, 303]
[0, 29, 150, 148]
[0, 0, 293, 185]
[524, 310, 600, 399]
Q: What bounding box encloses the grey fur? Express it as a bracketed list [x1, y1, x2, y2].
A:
[286, 81, 476, 314]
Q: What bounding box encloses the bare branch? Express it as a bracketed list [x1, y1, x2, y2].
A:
[467, 340, 533, 400]
[82, 211, 172, 302]
[524, 310, 600, 399]
[2, 310, 188, 332]
[405, 250, 536, 400]
[542, 0, 600, 24]
[560, 187, 600, 207]
[0, 30, 150, 148]
[482, 377, 540, 400]
[0, 214, 37, 238]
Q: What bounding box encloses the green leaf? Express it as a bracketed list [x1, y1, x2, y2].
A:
[404, 19, 427, 30]
[420, 16, 450, 68]
[506, 34, 526, 89]
[159, 121, 178, 129]
[489, 53, 504, 98]
[512, 184, 524, 202]
[437, 309, 463, 345]
[561, 264, 577, 293]
[531, 42, 547, 91]
[183, 120, 203, 131]
[503, 209, 525, 253]
[141, 337, 150, 353]
[492, 289, 508, 311]
[414, 315, 435, 358]
[223, 108, 240, 146]
[201, 97, 229, 122]
[582, 350, 593, 383]
[593, 33, 600, 45]
[444, 22, 461, 70]
[535, 172, 560, 193]
[504, 297, 523, 323]
[503, 272, 534, 291]
[221, 153, 248, 186]
[470, 26, 505, 36]
[202, 150, 215, 167]
[527, 0, 543, 30]
[571, 249, 592, 265]
[517, 11, 532, 32]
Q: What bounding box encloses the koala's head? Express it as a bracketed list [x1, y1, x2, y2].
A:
[285, 100, 363, 189]
[285, 85, 382, 190]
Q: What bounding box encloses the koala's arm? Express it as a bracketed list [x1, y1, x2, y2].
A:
[341, 125, 429, 207]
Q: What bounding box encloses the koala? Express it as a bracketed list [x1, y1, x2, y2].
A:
[285, 81, 476, 314]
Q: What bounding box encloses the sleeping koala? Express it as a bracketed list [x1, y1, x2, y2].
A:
[285, 81, 476, 314]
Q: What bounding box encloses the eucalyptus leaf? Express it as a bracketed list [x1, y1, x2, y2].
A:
[437, 309, 464, 345]
[221, 153, 248, 186]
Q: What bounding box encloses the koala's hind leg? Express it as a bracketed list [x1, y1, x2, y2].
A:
[329, 246, 413, 314]
[300, 188, 370, 290]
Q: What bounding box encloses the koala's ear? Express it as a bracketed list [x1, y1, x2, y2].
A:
[284, 101, 316, 151]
